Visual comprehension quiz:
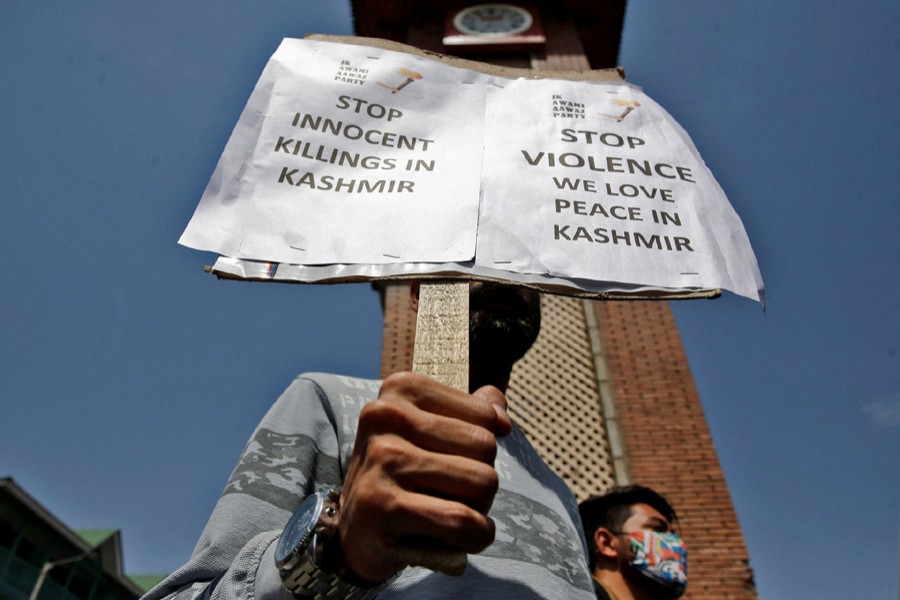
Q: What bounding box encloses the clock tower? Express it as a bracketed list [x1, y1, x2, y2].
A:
[351, 2, 759, 598]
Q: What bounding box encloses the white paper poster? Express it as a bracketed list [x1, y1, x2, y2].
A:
[181, 37, 764, 303]
[179, 38, 488, 265]
[475, 79, 764, 303]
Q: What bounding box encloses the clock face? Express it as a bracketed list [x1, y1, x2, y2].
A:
[453, 4, 534, 37]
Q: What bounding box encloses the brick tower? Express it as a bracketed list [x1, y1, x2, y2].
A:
[352, 2, 758, 597]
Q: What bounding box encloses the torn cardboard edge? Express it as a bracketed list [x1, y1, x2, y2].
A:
[203, 263, 721, 301]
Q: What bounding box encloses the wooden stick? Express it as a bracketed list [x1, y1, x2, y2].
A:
[412, 281, 469, 391]
[409, 281, 471, 574]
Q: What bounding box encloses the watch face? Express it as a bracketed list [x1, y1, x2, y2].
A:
[453, 4, 533, 37]
[274, 492, 323, 567]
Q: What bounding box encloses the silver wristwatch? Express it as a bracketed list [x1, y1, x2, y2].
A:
[274, 487, 384, 599]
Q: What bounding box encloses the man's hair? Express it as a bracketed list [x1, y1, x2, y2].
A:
[578, 485, 677, 569]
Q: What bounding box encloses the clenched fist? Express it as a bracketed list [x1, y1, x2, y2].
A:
[335, 372, 512, 584]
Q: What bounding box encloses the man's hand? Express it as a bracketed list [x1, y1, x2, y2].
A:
[335, 372, 512, 584]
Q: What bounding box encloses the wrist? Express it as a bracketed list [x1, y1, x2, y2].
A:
[275, 487, 394, 599]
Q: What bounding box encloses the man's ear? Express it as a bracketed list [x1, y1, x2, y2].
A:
[594, 528, 620, 560]
[409, 281, 420, 312]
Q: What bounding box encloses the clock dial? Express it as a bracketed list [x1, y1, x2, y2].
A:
[443, 3, 545, 52]
[453, 4, 534, 37]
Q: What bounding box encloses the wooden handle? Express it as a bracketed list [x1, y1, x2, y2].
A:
[412, 281, 469, 391]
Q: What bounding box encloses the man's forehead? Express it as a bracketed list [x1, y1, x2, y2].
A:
[624, 503, 670, 528]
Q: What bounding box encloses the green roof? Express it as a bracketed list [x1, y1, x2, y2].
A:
[75, 529, 116, 547]
[128, 574, 167, 593]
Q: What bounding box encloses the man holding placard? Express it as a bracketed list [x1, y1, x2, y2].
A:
[157, 33, 765, 600]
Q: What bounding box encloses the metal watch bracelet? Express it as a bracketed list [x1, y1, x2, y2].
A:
[276, 488, 391, 600]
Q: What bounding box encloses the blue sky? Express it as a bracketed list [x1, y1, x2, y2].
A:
[1, 2, 898, 598]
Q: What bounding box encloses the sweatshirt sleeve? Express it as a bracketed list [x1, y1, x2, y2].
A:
[141, 375, 346, 600]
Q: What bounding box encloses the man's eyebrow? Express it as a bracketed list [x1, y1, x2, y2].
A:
[645, 517, 671, 530]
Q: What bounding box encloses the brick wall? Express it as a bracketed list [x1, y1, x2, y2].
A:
[377, 282, 417, 378]
[593, 300, 757, 599]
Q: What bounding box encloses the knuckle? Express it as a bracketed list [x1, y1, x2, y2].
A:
[358, 399, 381, 422]
[442, 503, 478, 530]
[475, 517, 497, 550]
[467, 427, 498, 462]
[367, 435, 413, 470]
[443, 507, 495, 551]
[464, 464, 499, 514]
[356, 401, 384, 431]
[359, 399, 409, 430]
[476, 385, 505, 405]
[380, 371, 423, 397]
[474, 465, 500, 496]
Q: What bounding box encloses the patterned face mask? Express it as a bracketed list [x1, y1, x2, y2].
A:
[627, 530, 688, 598]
